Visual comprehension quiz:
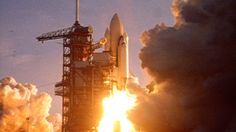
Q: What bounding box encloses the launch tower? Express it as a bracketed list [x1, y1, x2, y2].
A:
[37, 0, 129, 131]
[37, 0, 112, 131]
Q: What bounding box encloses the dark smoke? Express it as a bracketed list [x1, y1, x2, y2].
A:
[129, 0, 236, 131]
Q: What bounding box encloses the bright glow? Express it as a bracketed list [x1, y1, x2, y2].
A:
[98, 86, 136, 132]
[100, 37, 108, 45]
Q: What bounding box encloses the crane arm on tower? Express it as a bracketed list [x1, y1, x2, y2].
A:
[36, 26, 74, 42]
[36, 24, 93, 43]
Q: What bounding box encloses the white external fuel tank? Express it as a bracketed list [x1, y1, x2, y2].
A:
[103, 14, 129, 90]
[109, 13, 124, 59]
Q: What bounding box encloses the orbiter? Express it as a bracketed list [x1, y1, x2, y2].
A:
[103, 13, 129, 90]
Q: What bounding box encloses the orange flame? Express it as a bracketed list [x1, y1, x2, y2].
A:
[98, 86, 136, 132]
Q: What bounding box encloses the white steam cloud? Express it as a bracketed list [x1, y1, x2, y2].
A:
[0, 77, 61, 132]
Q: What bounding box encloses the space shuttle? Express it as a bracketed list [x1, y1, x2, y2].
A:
[103, 13, 129, 90]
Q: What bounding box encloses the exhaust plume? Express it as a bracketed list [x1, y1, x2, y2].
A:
[0, 77, 61, 132]
[129, 0, 236, 131]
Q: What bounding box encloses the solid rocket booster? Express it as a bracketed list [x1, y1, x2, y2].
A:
[103, 14, 129, 89]
[118, 32, 129, 89]
[104, 28, 110, 51]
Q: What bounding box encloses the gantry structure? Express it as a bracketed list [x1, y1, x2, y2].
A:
[36, 1, 113, 131]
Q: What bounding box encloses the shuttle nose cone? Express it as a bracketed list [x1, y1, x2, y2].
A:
[110, 13, 124, 35]
[110, 13, 125, 57]
[123, 32, 128, 44]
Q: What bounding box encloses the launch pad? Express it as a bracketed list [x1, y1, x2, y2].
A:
[37, 0, 130, 131]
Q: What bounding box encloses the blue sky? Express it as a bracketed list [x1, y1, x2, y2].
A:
[0, 0, 174, 113]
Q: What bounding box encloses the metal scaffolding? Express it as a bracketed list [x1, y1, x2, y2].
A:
[37, 22, 113, 131]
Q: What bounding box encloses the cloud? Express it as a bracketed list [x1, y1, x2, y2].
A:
[0, 77, 61, 132]
[129, 0, 236, 131]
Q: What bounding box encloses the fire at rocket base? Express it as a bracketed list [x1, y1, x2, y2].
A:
[98, 14, 137, 132]
[103, 13, 129, 90]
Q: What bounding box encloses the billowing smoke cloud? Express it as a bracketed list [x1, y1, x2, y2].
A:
[129, 0, 236, 131]
[0, 77, 61, 132]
